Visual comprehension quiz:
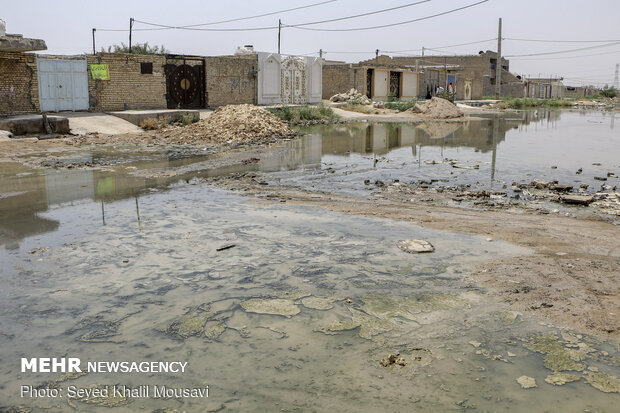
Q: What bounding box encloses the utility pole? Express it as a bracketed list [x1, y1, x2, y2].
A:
[92, 28, 96, 55]
[278, 19, 281, 54]
[495, 17, 502, 99]
[614, 63, 619, 89]
[422, 46, 425, 57]
[319, 49, 323, 59]
[375, 49, 379, 63]
[129, 18, 134, 53]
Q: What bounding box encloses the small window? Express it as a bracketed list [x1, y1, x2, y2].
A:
[140, 62, 153, 74]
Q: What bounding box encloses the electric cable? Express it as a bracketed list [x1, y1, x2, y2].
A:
[287, 0, 489, 31]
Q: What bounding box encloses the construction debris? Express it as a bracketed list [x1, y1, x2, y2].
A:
[330, 88, 371, 105]
[410, 97, 464, 119]
[165, 104, 294, 145]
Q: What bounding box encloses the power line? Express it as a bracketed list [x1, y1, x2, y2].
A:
[384, 38, 496, 53]
[506, 41, 620, 57]
[287, 0, 489, 32]
[134, 0, 338, 30]
[510, 48, 620, 61]
[505, 37, 620, 44]
[285, 0, 431, 27]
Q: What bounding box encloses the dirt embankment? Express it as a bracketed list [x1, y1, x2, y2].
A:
[0, 105, 296, 165]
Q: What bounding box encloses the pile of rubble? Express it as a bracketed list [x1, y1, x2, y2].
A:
[330, 89, 371, 105]
[410, 97, 464, 119]
[165, 104, 294, 145]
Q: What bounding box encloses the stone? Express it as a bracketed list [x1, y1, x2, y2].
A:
[380, 353, 406, 367]
[516, 375, 537, 389]
[561, 195, 594, 205]
[0, 129, 13, 140]
[532, 179, 549, 189]
[397, 239, 435, 253]
[549, 184, 573, 192]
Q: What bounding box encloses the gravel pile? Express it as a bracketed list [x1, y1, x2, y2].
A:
[166, 104, 294, 144]
[410, 97, 464, 119]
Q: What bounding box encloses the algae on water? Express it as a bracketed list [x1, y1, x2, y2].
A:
[545, 373, 580, 386]
[204, 320, 227, 340]
[584, 372, 620, 393]
[524, 334, 586, 372]
[167, 305, 213, 339]
[240, 298, 300, 317]
[301, 296, 335, 310]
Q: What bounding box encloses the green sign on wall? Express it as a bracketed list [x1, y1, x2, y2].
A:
[89, 64, 109, 80]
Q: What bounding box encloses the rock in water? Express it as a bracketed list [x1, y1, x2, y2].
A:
[397, 240, 435, 253]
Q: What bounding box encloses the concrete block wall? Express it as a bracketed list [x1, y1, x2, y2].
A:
[205, 55, 256, 107]
[0, 51, 38, 115]
[86, 53, 166, 112]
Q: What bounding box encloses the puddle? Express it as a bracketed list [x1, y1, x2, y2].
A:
[0, 179, 618, 411]
[0, 109, 619, 411]
[269, 109, 619, 198]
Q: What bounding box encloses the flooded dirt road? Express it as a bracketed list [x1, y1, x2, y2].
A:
[0, 108, 618, 411]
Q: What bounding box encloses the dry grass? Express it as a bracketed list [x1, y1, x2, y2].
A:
[139, 117, 166, 130]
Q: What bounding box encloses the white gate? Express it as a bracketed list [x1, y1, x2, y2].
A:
[281, 56, 306, 104]
[37, 58, 89, 112]
[257, 52, 322, 105]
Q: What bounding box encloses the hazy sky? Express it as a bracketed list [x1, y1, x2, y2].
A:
[3, 0, 619, 87]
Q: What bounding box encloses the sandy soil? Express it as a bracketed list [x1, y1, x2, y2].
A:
[210, 175, 620, 340]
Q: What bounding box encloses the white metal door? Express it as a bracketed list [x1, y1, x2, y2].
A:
[37, 58, 89, 112]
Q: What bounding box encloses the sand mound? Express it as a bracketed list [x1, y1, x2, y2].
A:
[166, 104, 293, 145]
[410, 97, 464, 119]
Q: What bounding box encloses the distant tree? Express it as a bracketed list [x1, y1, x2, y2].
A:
[600, 85, 617, 98]
[101, 42, 169, 55]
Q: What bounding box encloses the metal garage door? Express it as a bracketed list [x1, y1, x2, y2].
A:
[37, 58, 89, 112]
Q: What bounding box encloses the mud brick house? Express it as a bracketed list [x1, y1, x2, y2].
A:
[324, 50, 525, 101]
[0, 20, 47, 115]
[322, 60, 420, 101]
[382, 51, 524, 99]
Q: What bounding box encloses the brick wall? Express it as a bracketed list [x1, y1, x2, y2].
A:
[205, 55, 256, 107]
[322, 64, 366, 99]
[86, 53, 166, 111]
[0, 51, 38, 115]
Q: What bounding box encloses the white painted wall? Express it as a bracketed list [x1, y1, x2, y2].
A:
[401, 72, 418, 98]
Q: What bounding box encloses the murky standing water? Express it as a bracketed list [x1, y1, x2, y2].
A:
[0, 109, 619, 412]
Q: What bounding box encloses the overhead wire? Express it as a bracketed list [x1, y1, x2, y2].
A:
[505, 40, 620, 57]
[505, 37, 620, 44]
[133, 0, 338, 30]
[283, 0, 431, 27]
[287, 0, 489, 31]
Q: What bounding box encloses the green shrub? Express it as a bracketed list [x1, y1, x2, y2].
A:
[384, 99, 417, 111]
[600, 86, 617, 98]
[268, 104, 337, 123]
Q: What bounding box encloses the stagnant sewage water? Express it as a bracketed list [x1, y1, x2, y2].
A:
[0, 109, 619, 412]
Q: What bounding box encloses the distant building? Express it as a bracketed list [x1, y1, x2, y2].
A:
[323, 50, 524, 101]
[524, 77, 564, 99]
